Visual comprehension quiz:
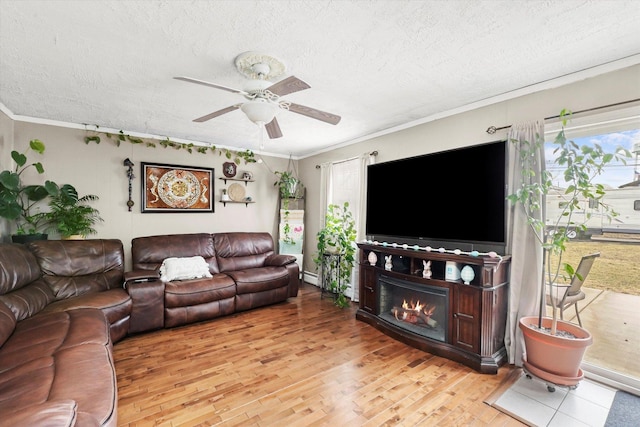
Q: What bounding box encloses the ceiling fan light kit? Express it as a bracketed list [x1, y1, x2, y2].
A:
[174, 51, 341, 139]
[240, 98, 281, 125]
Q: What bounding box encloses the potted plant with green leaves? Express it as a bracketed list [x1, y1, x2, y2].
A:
[0, 139, 59, 242]
[314, 202, 357, 308]
[508, 110, 630, 384]
[42, 184, 103, 239]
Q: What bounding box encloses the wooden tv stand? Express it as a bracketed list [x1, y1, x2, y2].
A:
[356, 242, 510, 374]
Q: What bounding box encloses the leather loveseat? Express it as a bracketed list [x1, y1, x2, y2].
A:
[128, 232, 300, 330]
[0, 239, 132, 427]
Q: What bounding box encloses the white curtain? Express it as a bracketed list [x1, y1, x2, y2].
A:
[504, 121, 545, 366]
[318, 152, 374, 302]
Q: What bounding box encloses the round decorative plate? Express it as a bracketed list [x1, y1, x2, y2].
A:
[157, 170, 201, 208]
[228, 183, 246, 202]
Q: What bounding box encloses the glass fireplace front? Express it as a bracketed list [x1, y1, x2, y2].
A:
[378, 275, 449, 343]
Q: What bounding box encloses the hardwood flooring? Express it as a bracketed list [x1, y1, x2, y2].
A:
[114, 283, 524, 426]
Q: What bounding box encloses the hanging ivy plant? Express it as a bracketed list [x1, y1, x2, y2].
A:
[83, 126, 256, 164]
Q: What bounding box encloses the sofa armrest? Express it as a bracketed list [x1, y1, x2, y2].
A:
[265, 254, 297, 267]
[124, 269, 160, 286]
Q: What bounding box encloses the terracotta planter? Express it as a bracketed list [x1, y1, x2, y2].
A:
[519, 316, 592, 380]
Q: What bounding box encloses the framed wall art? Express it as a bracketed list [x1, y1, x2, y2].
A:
[141, 162, 214, 213]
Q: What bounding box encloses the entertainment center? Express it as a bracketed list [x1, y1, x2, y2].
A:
[356, 243, 510, 374]
[358, 139, 511, 374]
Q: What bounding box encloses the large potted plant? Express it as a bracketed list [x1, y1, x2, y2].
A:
[508, 110, 630, 384]
[0, 139, 59, 242]
[314, 202, 357, 308]
[41, 184, 103, 239]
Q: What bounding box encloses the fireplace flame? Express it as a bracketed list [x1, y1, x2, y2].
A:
[392, 299, 438, 328]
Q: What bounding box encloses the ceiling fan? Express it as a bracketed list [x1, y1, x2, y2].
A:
[174, 52, 341, 139]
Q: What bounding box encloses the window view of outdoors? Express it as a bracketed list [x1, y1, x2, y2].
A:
[544, 128, 640, 382]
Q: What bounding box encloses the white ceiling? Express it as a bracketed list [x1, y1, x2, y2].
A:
[1, 1, 639, 158]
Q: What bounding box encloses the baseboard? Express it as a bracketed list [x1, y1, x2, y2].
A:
[303, 271, 319, 286]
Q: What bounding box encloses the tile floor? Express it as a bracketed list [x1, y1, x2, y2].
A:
[494, 370, 617, 426]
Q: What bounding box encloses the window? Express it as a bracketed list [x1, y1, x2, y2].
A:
[543, 105, 640, 388]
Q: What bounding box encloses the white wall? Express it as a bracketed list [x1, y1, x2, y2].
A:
[1, 119, 293, 268]
[299, 64, 640, 274]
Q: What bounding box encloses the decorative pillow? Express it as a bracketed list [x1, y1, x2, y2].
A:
[159, 256, 213, 282]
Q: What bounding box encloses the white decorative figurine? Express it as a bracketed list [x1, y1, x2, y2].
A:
[422, 260, 432, 279]
[461, 265, 475, 285]
[368, 251, 378, 266]
[384, 255, 392, 271]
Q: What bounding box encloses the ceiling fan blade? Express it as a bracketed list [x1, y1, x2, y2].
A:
[174, 76, 248, 95]
[267, 76, 311, 96]
[265, 117, 283, 139]
[288, 103, 341, 125]
[193, 105, 240, 122]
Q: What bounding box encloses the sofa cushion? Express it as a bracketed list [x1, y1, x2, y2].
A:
[41, 289, 132, 343]
[0, 308, 115, 426]
[0, 356, 56, 412]
[214, 232, 275, 272]
[160, 256, 213, 282]
[41, 289, 130, 324]
[0, 301, 16, 347]
[164, 274, 236, 308]
[132, 233, 219, 273]
[27, 239, 125, 300]
[49, 342, 117, 427]
[226, 267, 290, 294]
[0, 309, 110, 371]
[0, 243, 42, 294]
[1, 400, 77, 427]
[0, 279, 55, 321]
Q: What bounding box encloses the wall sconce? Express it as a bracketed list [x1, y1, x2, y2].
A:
[123, 158, 135, 211]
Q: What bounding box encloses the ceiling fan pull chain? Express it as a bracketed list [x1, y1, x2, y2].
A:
[259, 124, 265, 150]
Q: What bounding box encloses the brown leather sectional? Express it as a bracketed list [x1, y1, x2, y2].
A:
[0, 232, 299, 426]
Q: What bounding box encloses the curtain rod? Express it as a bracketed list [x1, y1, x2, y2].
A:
[485, 98, 640, 134]
[315, 151, 378, 169]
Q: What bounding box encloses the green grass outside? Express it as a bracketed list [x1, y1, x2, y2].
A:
[547, 240, 640, 296]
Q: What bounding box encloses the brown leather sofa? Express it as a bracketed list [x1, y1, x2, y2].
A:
[0, 232, 299, 426]
[0, 239, 131, 427]
[129, 232, 300, 330]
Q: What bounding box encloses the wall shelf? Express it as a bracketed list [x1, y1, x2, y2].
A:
[219, 177, 254, 186]
[219, 177, 255, 206]
[220, 200, 255, 207]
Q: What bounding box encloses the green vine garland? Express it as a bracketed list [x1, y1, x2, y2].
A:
[83, 126, 256, 164]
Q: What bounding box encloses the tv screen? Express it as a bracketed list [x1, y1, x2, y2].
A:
[365, 140, 507, 253]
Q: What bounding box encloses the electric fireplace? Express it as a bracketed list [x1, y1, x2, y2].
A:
[378, 275, 448, 343]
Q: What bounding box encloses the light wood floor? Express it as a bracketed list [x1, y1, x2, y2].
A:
[114, 283, 524, 426]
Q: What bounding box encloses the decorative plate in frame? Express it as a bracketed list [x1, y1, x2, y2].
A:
[157, 169, 201, 208]
[141, 162, 214, 212]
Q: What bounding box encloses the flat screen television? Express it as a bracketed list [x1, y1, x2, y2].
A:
[365, 140, 507, 254]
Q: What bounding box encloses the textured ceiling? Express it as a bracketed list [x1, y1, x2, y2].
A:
[1, 0, 639, 158]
